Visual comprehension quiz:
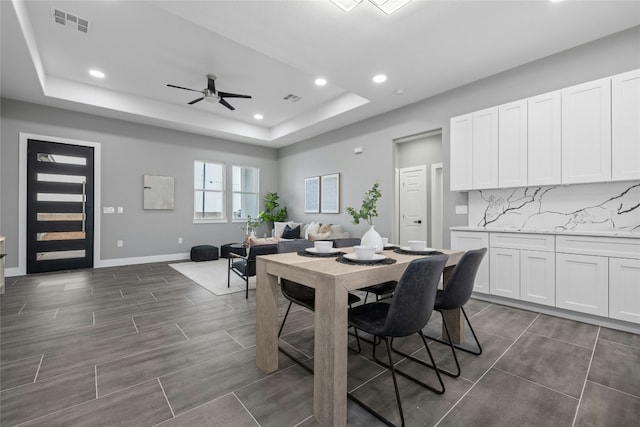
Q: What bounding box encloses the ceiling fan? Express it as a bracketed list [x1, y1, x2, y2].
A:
[167, 74, 251, 111]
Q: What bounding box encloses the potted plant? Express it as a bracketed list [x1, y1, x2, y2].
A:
[346, 182, 383, 252]
[258, 192, 288, 231]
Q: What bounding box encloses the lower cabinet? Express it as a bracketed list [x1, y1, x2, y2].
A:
[609, 257, 640, 323]
[520, 250, 555, 306]
[556, 253, 609, 317]
[450, 231, 489, 293]
[490, 248, 520, 299]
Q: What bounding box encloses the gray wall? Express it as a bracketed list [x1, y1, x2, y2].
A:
[277, 26, 640, 246]
[0, 99, 278, 268]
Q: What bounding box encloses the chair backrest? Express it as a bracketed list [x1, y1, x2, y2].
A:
[383, 254, 448, 338]
[438, 248, 487, 310]
[245, 244, 278, 276]
[278, 239, 313, 254]
[332, 237, 361, 248]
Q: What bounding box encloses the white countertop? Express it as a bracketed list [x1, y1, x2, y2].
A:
[450, 226, 640, 239]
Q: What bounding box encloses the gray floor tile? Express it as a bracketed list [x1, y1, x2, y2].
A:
[0, 355, 42, 390]
[38, 323, 188, 380]
[234, 365, 314, 427]
[496, 332, 592, 398]
[588, 338, 640, 397]
[96, 330, 243, 396]
[574, 381, 640, 427]
[438, 369, 578, 427]
[0, 367, 96, 426]
[527, 314, 599, 348]
[18, 380, 173, 427]
[155, 393, 258, 427]
[598, 327, 640, 349]
[470, 304, 538, 340]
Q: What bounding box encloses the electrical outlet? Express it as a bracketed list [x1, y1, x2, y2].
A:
[117, 206, 124, 214]
[178, 237, 183, 244]
[117, 240, 123, 248]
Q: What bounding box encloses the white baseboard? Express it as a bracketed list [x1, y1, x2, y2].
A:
[4, 252, 191, 277]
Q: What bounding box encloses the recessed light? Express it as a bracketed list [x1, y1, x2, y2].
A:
[315, 77, 327, 86]
[395, 89, 404, 95]
[89, 69, 105, 79]
[254, 114, 264, 120]
[373, 74, 387, 83]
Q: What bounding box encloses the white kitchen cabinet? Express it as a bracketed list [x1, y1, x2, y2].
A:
[612, 69, 640, 181]
[450, 113, 473, 191]
[499, 100, 528, 188]
[609, 257, 640, 324]
[490, 248, 520, 299]
[489, 233, 555, 305]
[561, 78, 612, 184]
[556, 253, 608, 317]
[472, 107, 499, 189]
[520, 250, 555, 306]
[528, 91, 562, 186]
[450, 231, 489, 293]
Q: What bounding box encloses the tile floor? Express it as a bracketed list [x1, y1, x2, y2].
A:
[1, 261, 639, 426]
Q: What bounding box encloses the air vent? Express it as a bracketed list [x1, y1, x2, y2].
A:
[52, 8, 89, 33]
[283, 94, 302, 103]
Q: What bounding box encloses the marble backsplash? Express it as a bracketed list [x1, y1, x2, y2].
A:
[468, 181, 640, 233]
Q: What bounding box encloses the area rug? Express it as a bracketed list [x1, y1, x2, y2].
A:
[169, 259, 256, 296]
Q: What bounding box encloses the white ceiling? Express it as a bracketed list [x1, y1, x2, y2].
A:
[2, 0, 639, 148]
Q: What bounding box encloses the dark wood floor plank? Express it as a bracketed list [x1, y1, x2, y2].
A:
[0, 354, 42, 391]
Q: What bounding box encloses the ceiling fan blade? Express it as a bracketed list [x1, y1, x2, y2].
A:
[219, 98, 235, 111]
[218, 91, 252, 99]
[207, 77, 216, 93]
[188, 97, 205, 105]
[167, 84, 203, 93]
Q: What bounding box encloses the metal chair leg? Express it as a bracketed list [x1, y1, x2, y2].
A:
[384, 337, 405, 427]
[422, 307, 482, 356]
[278, 301, 293, 338]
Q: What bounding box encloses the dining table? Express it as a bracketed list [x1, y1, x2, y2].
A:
[255, 246, 465, 427]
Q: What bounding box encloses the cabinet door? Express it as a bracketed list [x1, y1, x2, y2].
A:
[561, 78, 612, 184]
[450, 114, 473, 191]
[612, 69, 640, 181]
[609, 257, 640, 324]
[472, 107, 499, 189]
[520, 250, 555, 306]
[556, 253, 608, 316]
[499, 100, 528, 188]
[450, 231, 489, 293]
[490, 248, 520, 299]
[528, 91, 561, 186]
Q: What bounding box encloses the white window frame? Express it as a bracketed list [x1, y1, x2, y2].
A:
[231, 165, 260, 222]
[193, 160, 226, 223]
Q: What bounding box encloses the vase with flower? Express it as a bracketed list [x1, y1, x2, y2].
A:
[346, 181, 384, 252]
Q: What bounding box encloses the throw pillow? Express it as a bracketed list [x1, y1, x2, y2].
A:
[305, 221, 320, 239]
[274, 221, 293, 238]
[282, 224, 301, 239]
[309, 231, 331, 241]
[249, 236, 279, 247]
[318, 223, 332, 234]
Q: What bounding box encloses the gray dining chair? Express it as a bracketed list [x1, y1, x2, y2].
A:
[347, 255, 448, 427]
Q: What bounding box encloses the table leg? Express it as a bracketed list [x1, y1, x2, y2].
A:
[256, 261, 280, 373]
[313, 277, 348, 427]
[442, 266, 465, 344]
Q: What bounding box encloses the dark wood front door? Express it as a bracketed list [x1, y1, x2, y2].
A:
[27, 139, 95, 273]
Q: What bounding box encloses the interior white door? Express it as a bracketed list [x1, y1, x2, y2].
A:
[399, 165, 427, 246]
[431, 163, 443, 249]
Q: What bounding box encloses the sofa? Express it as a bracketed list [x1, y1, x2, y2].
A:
[245, 221, 356, 248]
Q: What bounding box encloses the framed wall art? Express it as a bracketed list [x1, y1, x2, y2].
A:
[320, 173, 340, 213]
[304, 176, 320, 213]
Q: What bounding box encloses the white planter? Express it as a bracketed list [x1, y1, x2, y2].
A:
[361, 225, 383, 253]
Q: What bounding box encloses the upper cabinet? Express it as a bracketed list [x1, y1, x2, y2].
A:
[528, 91, 561, 186]
[450, 113, 473, 191]
[561, 78, 612, 184]
[499, 100, 528, 188]
[612, 69, 640, 181]
[472, 107, 499, 189]
[450, 69, 638, 192]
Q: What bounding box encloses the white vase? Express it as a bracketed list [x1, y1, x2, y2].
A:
[361, 225, 383, 253]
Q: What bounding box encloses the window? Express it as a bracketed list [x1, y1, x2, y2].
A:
[232, 165, 260, 219]
[194, 161, 225, 220]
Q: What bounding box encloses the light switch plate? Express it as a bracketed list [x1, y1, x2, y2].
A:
[455, 205, 468, 215]
[103, 207, 115, 214]
[117, 207, 124, 213]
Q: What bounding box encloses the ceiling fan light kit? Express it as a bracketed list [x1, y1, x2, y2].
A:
[167, 74, 252, 111]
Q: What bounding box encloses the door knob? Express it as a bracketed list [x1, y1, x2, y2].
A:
[413, 220, 422, 224]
